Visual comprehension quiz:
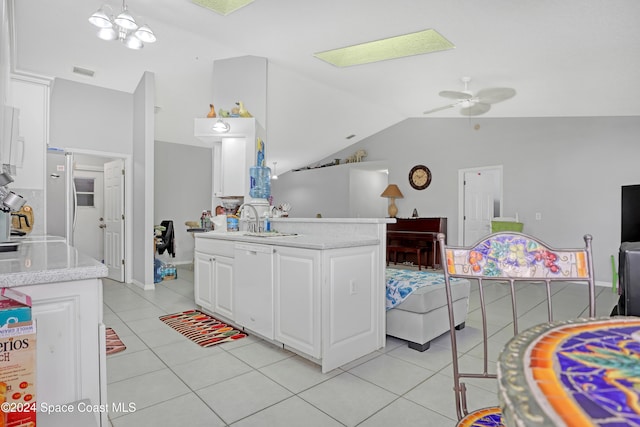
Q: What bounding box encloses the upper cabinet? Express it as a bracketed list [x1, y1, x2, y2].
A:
[194, 117, 265, 201]
[8, 75, 50, 190]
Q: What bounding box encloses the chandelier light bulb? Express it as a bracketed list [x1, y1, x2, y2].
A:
[123, 34, 143, 49]
[97, 27, 118, 41]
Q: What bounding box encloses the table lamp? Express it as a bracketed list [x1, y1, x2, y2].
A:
[380, 184, 403, 218]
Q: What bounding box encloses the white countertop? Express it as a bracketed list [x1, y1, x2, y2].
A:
[0, 239, 108, 287]
[271, 217, 395, 224]
[196, 230, 380, 249]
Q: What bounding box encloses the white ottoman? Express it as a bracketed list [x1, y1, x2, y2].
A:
[386, 269, 471, 351]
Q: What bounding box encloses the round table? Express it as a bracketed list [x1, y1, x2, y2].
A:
[497, 316, 640, 426]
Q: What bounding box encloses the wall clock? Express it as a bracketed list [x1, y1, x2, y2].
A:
[409, 165, 432, 190]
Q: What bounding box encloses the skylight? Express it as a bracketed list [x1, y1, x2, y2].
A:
[314, 29, 455, 67]
[192, 0, 254, 16]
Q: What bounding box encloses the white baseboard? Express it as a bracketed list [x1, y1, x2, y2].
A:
[595, 280, 614, 288]
[131, 279, 155, 290]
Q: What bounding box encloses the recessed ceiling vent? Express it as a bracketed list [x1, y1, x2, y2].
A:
[72, 66, 95, 77]
[192, 0, 254, 15]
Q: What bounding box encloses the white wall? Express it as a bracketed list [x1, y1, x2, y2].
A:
[154, 141, 212, 264]
[271, 161, 388, 219]
[349, 168, 388, 218]
[50, 75, 156, 286]
[274, 116, 640, 284]
[132, 72, 155, 288]
[272, 163, 351, 218]
[212, 56, 267, 129]
[265, 61, 403, 174]
[49, 79, 132, 154]
[0, 0, 9, 109]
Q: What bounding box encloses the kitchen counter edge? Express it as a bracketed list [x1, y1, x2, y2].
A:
[0, 240, 108, 287]
[195, 231, 380, 250]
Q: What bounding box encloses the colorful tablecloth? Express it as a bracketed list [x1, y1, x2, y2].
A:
[386, 268, 452, 310]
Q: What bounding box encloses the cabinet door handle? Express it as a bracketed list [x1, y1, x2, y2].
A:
[210, 257, 215, 262]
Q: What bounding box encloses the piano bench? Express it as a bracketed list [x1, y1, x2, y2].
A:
[387, 246, 428, 270]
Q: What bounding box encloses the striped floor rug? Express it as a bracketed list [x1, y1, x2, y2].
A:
[159, 310, 247, 347]
[106, 327, 126, 355]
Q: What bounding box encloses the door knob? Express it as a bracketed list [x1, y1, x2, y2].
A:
[99, 223, 106, 229]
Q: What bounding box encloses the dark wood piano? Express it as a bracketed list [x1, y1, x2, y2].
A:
[386, 217, 447, 270]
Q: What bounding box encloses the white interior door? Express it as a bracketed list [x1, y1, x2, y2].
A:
[72, 169, 104, 261]
[462, 167, 502, 245]
[104, 159, 125, 282]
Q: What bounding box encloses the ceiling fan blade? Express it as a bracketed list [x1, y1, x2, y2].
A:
[423, 103, 458, 115]
[460, 102, 491, 116]
[476, 87, 516, 104]
[439, 90, 473, 100]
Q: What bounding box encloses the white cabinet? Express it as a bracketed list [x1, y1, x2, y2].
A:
[194, 239, 235, 321]
[274, 246, 321, 358]
[194, 251, 214, 311]
[219, 136, 246, 197]
[22, 277, 106, 426]
[194, 118, 265, 201]
[213, 255, 234, 319]
[194, 235, 383, 373]
[274, 244, 380, 372]
[8, 75, 50, 189]
[321, 246, 380, 371]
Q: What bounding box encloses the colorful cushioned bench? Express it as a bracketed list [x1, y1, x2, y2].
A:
[385, 268, 471, 351]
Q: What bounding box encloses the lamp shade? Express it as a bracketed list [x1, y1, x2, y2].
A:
[89, 8, 113, 28]
[115, 8, 138, 30]
[380, 184, 404, 199]
[135, 25, 156, 43]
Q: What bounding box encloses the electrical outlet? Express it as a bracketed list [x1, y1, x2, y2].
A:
[535, 212, 542, 220]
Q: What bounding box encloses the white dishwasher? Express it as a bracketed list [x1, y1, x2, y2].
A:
[234, 242, 275, 339]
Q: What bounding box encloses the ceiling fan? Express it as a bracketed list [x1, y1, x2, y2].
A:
[423, 77, 516, 116]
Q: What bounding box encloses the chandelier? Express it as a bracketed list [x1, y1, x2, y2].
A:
[88, 1, 156, 50]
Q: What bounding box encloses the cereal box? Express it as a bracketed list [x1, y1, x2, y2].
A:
[0, 288, 35, 427]
[0, 289, 32, 328]
[0, 322, 36, 427]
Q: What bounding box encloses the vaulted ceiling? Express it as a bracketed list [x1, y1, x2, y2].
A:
[10, 0, 640, 173]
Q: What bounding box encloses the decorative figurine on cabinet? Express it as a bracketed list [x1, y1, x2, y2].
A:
[207, 104, 217, 118]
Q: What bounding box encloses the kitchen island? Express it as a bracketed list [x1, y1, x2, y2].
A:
[194, 217, 393, 373]
[0, 237, 108, 427]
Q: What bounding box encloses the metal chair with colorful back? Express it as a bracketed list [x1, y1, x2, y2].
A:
[437, 232, 596, 426]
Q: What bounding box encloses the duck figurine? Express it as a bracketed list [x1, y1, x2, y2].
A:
[237, 101, 252, 118]
[207, 104, 216, 118]
[218, 108, 231, 117]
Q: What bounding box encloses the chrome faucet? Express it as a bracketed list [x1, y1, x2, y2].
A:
[238, 203, 261, 232]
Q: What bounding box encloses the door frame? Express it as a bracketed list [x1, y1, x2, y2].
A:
[457, 165, 503, 245]
[61, 148, 132, 284]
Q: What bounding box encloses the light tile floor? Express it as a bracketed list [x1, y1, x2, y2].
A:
[103, 266, 618, 426]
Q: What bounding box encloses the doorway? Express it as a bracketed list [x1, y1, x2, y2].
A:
[458, 165, 503, 245]
[68, 149, 131, 282]
[73, 168, 104, 262]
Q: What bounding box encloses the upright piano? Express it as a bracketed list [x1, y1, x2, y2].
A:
[386, 217, 447, 269]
